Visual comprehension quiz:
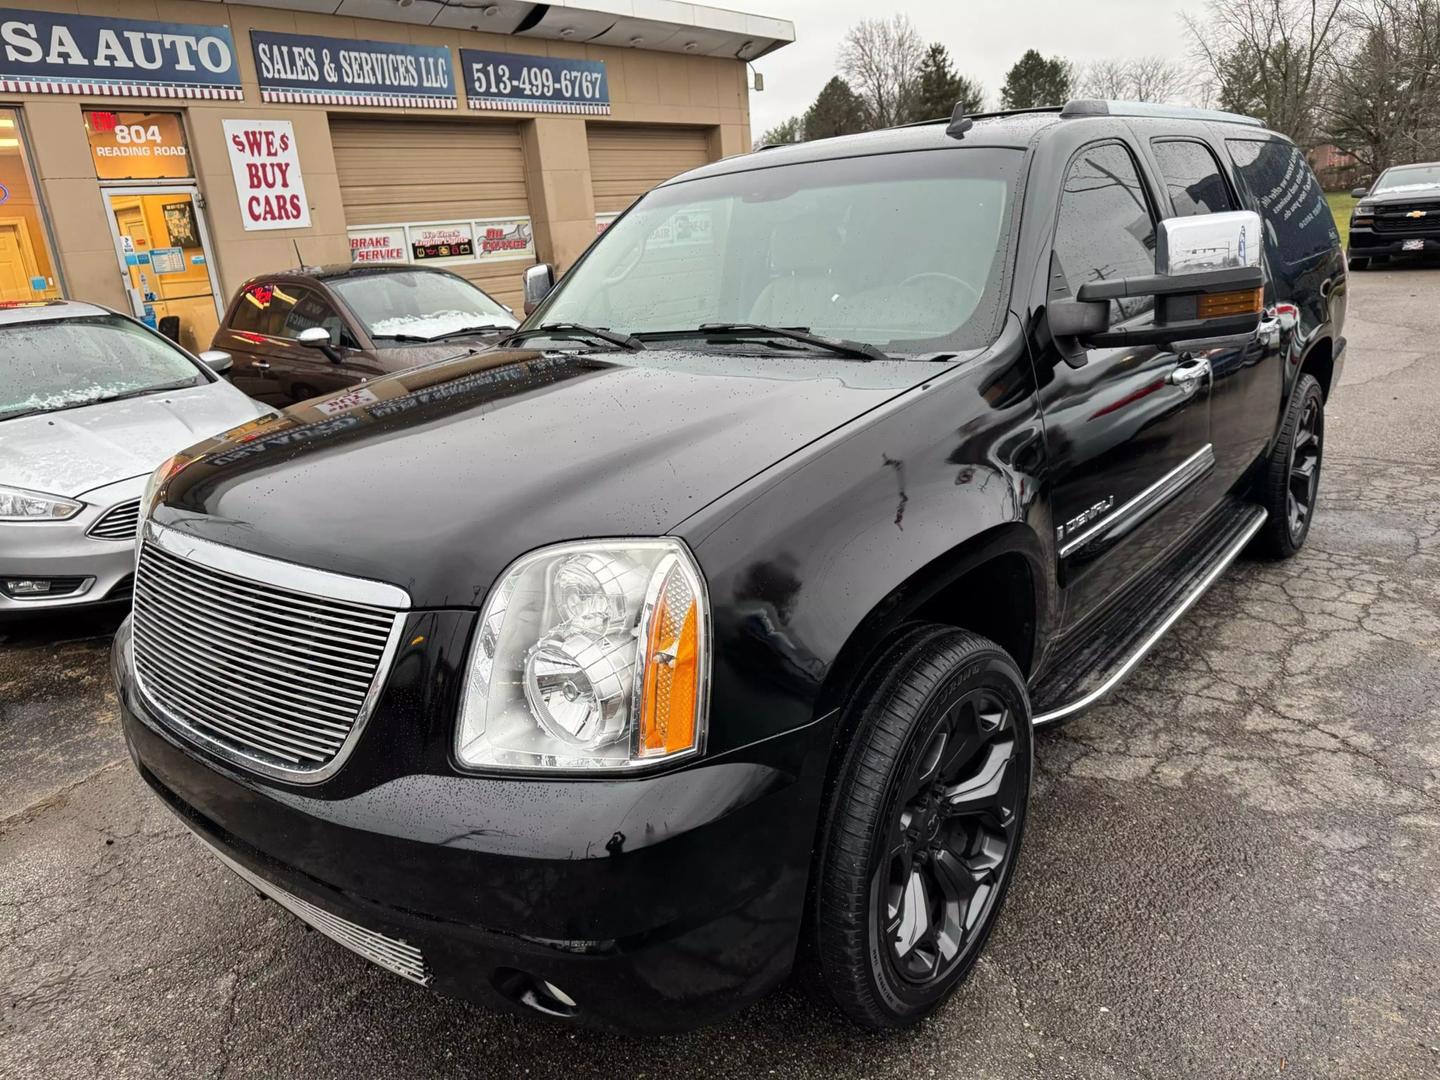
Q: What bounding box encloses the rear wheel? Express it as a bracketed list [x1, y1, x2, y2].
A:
[813, 625, 1032, 1030]
[1256, 373, 1324, 558]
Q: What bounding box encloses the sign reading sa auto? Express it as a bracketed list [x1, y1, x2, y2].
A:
[223, 119, 311, 231]
[0, 9, 241, 99]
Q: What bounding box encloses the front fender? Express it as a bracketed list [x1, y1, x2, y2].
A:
[679, 335, 1050, 757]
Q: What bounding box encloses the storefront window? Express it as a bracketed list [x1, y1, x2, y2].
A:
[0, 108, 61, 303]
[84, 111, 192, 181]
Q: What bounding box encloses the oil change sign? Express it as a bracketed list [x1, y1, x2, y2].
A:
[250, 30, 455, 109]
[0, 10, 241, 99]
[223, 119, 311, 231]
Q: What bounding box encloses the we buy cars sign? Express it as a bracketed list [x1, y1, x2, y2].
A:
[222, 119, 311, 231]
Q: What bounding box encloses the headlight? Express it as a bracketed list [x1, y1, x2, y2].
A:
[141, 453, 193, 519]
[456, 539, 710, 771]
[0, 484, 82, 521]
[1353, 203, 1374, 219]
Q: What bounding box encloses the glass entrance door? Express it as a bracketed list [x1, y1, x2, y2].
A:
[103, 186, 222, 353]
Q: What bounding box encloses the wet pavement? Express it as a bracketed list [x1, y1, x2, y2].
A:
[2, 266, 1438, 1079]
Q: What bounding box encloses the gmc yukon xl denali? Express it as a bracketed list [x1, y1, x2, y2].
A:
[112, 100, 1346, 1033]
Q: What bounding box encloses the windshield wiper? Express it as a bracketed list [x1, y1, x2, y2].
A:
[636, 323, 889, 362]
[95, 379, 203, 405]
[500, 323, 646, 351]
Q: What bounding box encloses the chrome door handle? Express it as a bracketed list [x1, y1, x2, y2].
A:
[1168, 357, 1211, 386]
[250, 360, 270, 370]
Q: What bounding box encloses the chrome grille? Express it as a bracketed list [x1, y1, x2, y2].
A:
[201, 837, 432, 986]
[88, 498, 141, 540]
[132, 537, 400, 779]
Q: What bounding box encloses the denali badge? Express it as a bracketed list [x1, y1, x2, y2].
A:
[1058, 495, 1117, 541]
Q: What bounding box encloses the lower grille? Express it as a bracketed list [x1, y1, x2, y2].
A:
[202, 838, 432, 986]
[88, 498, 142, 541]
[132, 530, 403, 781]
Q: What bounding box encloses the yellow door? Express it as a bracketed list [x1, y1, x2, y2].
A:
[105, 191, 220, 353]
[0, 219, 42, 301]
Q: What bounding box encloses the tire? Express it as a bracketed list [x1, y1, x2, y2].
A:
[1255, 372, 1324, 558]
[1348, 254, 1369, 271]
[813, 625, 1032, 1030]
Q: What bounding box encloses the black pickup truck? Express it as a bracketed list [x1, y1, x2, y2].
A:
[112, 99, 1345, 1035]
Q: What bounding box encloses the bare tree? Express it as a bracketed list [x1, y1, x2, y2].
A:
[1080, 56, 1189, 102]
[1323, 0, 1440, 172]
[838, 15, 925, 128]
[1184, 0, 1345, 145]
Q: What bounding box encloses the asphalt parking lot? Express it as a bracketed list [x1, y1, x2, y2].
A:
[3, 265, 1439, 1080]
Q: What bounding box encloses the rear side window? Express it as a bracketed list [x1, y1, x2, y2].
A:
[1053, 141, 1157, 322]
[1225, 139, 1339, 265]
[1152, 140, 1237, 216]
[227, 282, 285, 336]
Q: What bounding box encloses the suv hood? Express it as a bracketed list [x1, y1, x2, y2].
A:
[155, 348, 950, 607]
[1, 381, 270, 498]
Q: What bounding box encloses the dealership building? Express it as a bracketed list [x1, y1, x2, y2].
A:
[0, 0, 791, 351]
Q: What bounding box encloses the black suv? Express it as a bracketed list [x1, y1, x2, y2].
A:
[1347, 161, 1440, 269]
[113, 100, 1345, 1034]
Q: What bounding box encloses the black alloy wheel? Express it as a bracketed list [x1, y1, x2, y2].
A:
[1256, 372, 1325, 558]
[813, 625, 1032, 1030]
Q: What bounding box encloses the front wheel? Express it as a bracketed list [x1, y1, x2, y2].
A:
[813, 625, 1032, 1030]
[1255, 372, 1325, 558]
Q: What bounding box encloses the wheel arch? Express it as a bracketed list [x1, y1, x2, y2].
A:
[814, 522, 1049, 722]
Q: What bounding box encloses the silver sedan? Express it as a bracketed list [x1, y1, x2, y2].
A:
[0, 301, 273, 615]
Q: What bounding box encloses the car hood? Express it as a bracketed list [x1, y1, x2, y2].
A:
[154, 347, 953, 608]
[1364, 185, 1440, 205]
[0, 381, 271, 498]
[374, 338, 504, 370]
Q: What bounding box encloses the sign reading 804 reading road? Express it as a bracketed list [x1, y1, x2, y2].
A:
[461, 49, 608, 114]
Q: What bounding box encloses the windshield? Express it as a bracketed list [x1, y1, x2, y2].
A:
[330, 270, 518, 342]
[1374, 165, 1440, 194]
[0, 314, 206, 421]
[531, 148, 1023, 354]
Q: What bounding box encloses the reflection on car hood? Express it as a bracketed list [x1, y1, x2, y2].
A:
[155, 347, 963, 607]
[0, 382, 270, 498]
[374, 337, 506, 369]
[1366, 185, 1440, 204]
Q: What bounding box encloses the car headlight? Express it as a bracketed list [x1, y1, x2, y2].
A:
[1353, 203, 1374, 219]
[141, 453, 193, 520]
[456, 538, 710, 771]
[0, 484, 82, 521]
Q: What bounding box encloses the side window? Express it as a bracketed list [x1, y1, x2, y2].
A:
[1225, 138, 1339, 265]
[1152, 140, 1238, 216]
[228, 282, 285, 337]
[280, 286, 350, 347]
[1053, 142, 1157, 322]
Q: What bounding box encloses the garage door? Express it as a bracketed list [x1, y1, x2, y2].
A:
[588, 125, 713, 216]
[331, 118, 531, 311]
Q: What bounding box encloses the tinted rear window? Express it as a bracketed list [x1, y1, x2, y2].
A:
[1226, 139, 1338, 265]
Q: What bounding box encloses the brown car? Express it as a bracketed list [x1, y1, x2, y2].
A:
[215, 264, 519, 407]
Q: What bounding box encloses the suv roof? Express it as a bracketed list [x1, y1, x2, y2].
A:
[673, 98, 1273, 186]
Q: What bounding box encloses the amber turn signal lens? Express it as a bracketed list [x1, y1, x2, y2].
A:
[638, 558, 702, 758]
[1197, 287, 1264, 319]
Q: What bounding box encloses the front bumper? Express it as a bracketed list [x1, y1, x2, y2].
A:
[113, 617, 829, 1033]
[1348, 225, 1440, 256]
[0, 475, 144, 613]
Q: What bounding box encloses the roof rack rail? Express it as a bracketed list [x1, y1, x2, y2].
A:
[1060, 99, 1264, 128]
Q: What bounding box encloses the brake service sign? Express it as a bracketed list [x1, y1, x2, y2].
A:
[223, 119, 311, 231]
[0, 10, 241, 99]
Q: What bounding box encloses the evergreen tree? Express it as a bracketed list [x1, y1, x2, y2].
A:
[1000, 49, 1076, 109]
[906, 43, 985, 123]
[803, 77, 867, 140]
[758, 115, 804, 146]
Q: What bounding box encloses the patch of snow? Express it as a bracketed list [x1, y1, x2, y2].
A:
[369, 309, 518, 340]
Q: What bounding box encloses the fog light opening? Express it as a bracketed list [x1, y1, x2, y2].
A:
[492, 968, 580, 1018]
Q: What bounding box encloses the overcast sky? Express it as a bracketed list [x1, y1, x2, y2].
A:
[749, 0, 1201, 138]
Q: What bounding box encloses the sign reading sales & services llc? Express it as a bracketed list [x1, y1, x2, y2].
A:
[0, 9, 241, 99]
[223, 119, 310, 232]
[251, 30, 455, 109]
